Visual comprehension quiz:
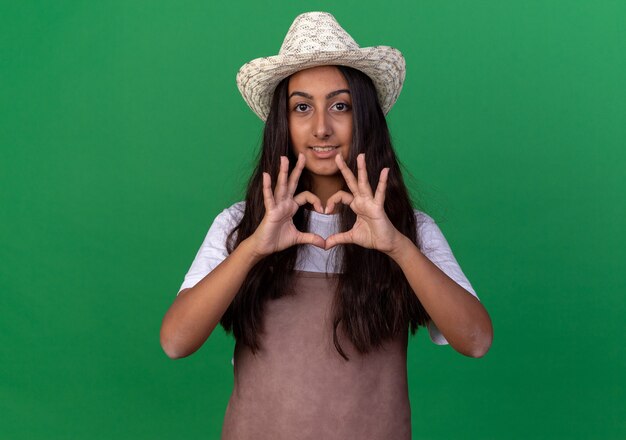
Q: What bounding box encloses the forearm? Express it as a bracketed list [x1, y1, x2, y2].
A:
[160, 238, 262, 359]
[387, 235, 493, 358]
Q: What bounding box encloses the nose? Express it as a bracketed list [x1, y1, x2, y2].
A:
[313, 109, 333, 139]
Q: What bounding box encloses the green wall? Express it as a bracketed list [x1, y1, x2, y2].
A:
[1, 1, 624, 438]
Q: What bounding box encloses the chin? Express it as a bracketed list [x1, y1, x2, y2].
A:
[307, 167, 341, 178]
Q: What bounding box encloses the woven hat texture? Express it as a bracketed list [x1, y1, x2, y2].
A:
[236, 11, 406, 121]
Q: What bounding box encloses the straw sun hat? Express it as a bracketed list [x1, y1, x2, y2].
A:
[236, 11, 406, 121]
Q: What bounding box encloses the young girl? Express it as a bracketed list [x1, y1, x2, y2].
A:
[161, 11, 492, 439]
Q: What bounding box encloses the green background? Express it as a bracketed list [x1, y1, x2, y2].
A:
[1, 1, 624, 439]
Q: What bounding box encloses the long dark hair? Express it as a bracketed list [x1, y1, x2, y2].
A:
[220, 66, 431, 360]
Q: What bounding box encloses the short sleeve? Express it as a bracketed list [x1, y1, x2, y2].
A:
[177, 202, 245, 295]
[415, 211, 479, 345]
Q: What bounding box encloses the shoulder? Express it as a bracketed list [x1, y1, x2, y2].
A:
[197, 201, 246, 249]
[224, 200, 246, 216]
[412, 209, 438, 237]
[213, 201, 246, 227]
[413, 209, 435, 224]
[412, 208, 478, 296]
[199, 201, 246, 241]
[177, 202, 246, 294]
[411, 209, 456, 257]
[413, 209, 434, 223]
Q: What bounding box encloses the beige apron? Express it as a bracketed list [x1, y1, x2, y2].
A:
[221, 271, 412, 439]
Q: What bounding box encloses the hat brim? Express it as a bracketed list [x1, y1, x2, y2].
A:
[237, 46, 406, 121]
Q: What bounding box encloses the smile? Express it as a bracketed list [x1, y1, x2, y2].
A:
[309, 146, 338, 152]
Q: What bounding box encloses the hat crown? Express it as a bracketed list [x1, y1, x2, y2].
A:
[279, 12, 360, 55]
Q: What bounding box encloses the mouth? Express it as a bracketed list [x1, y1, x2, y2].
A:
[309, 145, 339, 152]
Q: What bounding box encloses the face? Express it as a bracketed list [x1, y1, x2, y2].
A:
[287, 65, 353, 179]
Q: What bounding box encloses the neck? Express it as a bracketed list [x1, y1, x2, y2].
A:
[309, 174, 343, 208]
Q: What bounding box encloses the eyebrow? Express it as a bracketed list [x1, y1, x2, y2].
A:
[288, 89, 351, 100]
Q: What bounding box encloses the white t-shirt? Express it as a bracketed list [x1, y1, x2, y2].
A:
[178, 201, 479, 345]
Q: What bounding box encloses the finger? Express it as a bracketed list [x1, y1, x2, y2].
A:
[293, 190, 323, 213]
[324, 231, 354, 250]
[334, 154, 359, 195]
[295, 232, 326, 249]
[357, 153, 373, 198]
[374, 167, 389, 205]
[287, 153, 306, 197]
[325, 190, 354, 214]
[262, 172, 276, 210]
[274, 156, 289, 201]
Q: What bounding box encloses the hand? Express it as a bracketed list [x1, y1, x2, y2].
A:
[248, 154, 326, 258]
[324, 153, 404, 253]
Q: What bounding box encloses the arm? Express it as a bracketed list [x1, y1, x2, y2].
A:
[386, 235, 492, 357]
[325, 153, 493, 358]
[160, 154, 324, 359]
[160, 237, 263, 359]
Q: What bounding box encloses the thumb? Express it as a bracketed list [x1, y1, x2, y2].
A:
[296, 232, 326, 249]
[324, 231, 353, 250]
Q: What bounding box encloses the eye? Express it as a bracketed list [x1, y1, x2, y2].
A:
[332, 102, 351, 112]
[294, 103, 311, 112]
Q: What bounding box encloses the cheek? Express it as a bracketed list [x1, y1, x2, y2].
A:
[340, 122, 353, 144]
[288, 124, 307, 147]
